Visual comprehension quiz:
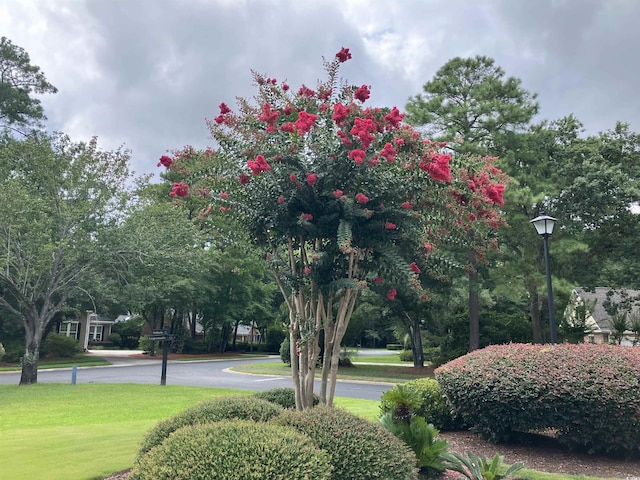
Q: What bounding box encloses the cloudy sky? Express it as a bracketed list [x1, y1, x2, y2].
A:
[1, 0, 638, 179]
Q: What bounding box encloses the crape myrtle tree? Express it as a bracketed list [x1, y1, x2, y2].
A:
[0, 132, 132, 384]
[161, 48, 506, 408]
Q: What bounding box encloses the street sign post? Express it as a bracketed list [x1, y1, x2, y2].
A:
[147, 328, 174, 385]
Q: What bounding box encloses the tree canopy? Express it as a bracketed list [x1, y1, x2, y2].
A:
[0, 36, 57, 129]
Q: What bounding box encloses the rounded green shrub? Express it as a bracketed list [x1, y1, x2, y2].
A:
[254, 387, 319, 409]
[131, 420, 332, 480]
[41, 333, 80, 357]
[435, 343, 640, 455]
[380, 377, 464, 431]
[279, 337, 291, 365]
[137, 395, 282, 457]
[275, 405, 419, 480]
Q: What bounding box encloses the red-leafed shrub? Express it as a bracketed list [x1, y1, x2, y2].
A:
[435, 343, 640, 456]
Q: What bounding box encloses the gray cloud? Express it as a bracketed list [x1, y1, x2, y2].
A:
[1, 0, 639, 178]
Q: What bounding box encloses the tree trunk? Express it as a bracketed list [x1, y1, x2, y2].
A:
[527, 278, 544, 343]
[20, 324, 41, 385]
[468, 249, 480, 352]
[410, 314, 424, 367]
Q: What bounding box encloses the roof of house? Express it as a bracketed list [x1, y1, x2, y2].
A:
[572, 287, 640, 332]
[236, 324, 259, 335]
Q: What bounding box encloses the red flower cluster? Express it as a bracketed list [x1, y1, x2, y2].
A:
[336, 47, 352, 63]
[355, 193, 369, 204]
[247, 155, 271, 175]
[214, 103, 231, 124]
[385, 222, 397, 230]
[348, 149, 366, 164]
[384, 107, 405, 129]
[306, 173, 318, 186]
[386, 289, 397, 300]
[169, 182, 189, 197]
[302, 213, 313, 221]
[401, 201, 413, 209]
[332, 103, 351, 126]
[294, 111, 317, 135]
[350, 117, 376, 149]
[239, 173, 250, 185]
[354, 85, 371, 102]
[419, 152, 451, 182]
[410, 262, 421, 274]
[258, 103, 280, 132]
[333, 189, 343, 198]
[374, 276, 384, 284]
[297, 85, 315, 97]
[157, 155, 173, 168]
[379, 142, 397, 162]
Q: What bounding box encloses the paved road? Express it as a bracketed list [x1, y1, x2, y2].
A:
[0, 353, 395, 401]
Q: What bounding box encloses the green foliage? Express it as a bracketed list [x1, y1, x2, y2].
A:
[254, 387, 319, 409]
[41, 334, 80, 358]
[380, 378, 463, 431]
[131, 420, 332, 480]
[400, 349, 414, 361]
[380, 412, 449, 476]
[111, 317, 145, 349]
[0, 342, 4, 361]
[275, 405, 419, 480]
[0, 36, 57, 127]
[264, 324, 286, 353]
[405, 55, 538, 155]
[442, 451, 524, 480]
[436, 343, 640, 455]
[137, 395, 282, 457]
[279, 337, 291, 365]
[387, 343, 403, 350]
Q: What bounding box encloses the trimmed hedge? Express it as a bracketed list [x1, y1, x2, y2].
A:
[137, 395, 282, 457]
[275, 405, 419, 479]
[380, 377, 464, 431]
[435, 343, 640, 455]
[131, 420, 332, 480]
[254, 387, 319, 409]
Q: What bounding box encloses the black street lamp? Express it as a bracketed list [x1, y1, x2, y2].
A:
[530, 214, 558, 344]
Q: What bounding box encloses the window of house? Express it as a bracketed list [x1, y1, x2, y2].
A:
[59, 322, 79, 339]
[89, 325, 103, 342]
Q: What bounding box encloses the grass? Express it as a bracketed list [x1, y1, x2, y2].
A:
[0, 355, 110, 371]
[352, 353, 410, 364]
[0, 382, 620, 480]
[232, 360, 428, 382]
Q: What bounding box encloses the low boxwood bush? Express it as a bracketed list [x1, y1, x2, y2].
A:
[380, 378, 464, 431]
[131, 420, 332, 480]
[435, 343, 640, 455]
[137, 395, 282, 457]
[254, 387, 319, 409]
[275, 405, 419, 480]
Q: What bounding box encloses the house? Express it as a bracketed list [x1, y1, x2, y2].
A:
[235, 323, 261, 343]
[57, 311, 116, 351]
[565, 287, 640, 345]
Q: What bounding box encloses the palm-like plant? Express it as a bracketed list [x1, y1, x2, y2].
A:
[442, 451, 524, 480]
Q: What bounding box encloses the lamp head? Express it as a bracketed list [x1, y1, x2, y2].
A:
[530, 214, 557, 236]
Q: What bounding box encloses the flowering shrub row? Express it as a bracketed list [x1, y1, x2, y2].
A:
[435, 343, 640, 455]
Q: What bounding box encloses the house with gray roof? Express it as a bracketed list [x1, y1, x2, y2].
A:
[565, 287, 640, 345]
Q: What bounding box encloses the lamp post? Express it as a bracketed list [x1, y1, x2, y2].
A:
[530, 214, 558, 344]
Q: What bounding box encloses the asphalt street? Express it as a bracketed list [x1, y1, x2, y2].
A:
[0, 353, 395, 401]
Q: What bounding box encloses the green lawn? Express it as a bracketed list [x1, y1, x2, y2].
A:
[232, 360, 428, 382]
[0, 355, 111, 371]
[0, 383, 620, 480]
